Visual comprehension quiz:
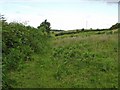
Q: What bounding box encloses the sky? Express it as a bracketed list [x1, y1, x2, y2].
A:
[0, 0, 119, 30]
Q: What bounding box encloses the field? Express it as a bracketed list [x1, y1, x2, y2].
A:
[7, 29, 118, 88]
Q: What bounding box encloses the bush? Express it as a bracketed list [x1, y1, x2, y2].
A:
[110, 23, 120, 30]
[2, 20, 50, 88]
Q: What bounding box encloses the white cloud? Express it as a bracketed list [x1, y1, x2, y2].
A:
[104, 0, 119, 2]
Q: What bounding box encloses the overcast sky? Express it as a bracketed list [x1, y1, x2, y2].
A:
[0, 0, 119, 30]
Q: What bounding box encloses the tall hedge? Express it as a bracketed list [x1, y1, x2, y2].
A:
[2, 20, 50, 89]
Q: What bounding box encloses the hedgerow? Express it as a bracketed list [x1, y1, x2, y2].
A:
[2, 19, 50, 89]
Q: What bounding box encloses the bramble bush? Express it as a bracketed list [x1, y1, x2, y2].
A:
[2, 18, 50, 89]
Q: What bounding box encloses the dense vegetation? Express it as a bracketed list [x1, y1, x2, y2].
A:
[1, 15, 118, 88]
[7, 29, 118, 88]
[2, 17, 51, 89]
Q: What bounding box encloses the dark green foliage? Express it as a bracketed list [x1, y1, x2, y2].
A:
[37, 19, 51, 35]
[55, 31, 79, 36]
[55, 28, 112, 36]
[76, 29, 80, 33]
[50, 29, 64, 32]
[110, 23, 120, 30]
[90, 28, 92, 30]
[2, 21, 49, 70]
[3, 22, 31, 70]
[2, 18, 50, 89]
[81, 28, 84, 31]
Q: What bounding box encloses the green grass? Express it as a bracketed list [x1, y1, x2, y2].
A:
[8, 30, 118, 88]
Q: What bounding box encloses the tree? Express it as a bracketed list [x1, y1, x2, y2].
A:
[110, 23, 120, 30]
[76, 29, 80, 33]
[81, 28, 84, 31]
[37, 19, 51, 35]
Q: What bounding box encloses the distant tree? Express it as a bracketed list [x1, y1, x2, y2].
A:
[37, 19, 51, 35]
[81, 28, 84, 31]
[110, 23, 120, 30]
[76, 29, 80, 33]
[96, 28, 99, 31]
[90, 28, 92, 30]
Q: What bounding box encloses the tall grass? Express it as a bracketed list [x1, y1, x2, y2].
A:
[8, 30, 118, 88]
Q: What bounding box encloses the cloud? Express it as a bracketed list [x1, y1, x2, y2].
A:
[104, 0, 119, 3]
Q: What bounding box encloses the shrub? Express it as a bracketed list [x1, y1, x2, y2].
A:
[2, 20, 50, 88]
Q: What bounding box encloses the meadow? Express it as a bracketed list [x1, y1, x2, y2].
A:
[7, 29, 118, 88]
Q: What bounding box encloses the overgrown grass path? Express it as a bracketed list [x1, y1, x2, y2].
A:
[9, 52, 59, 88]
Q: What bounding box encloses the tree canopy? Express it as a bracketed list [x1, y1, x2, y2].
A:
[110, 23, 120, 30]
[37, 19, 51, 34]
